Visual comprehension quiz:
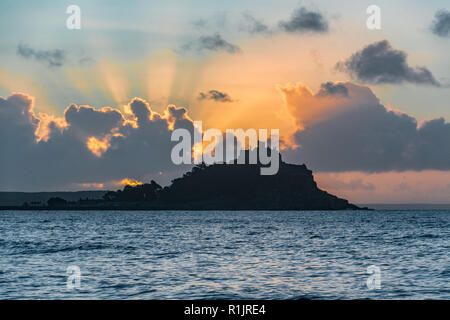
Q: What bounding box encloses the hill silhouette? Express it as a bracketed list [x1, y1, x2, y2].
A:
[101, 151, 361, 210]
[1, 150, 363, 210]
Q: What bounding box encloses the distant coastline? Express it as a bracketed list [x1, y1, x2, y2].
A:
[4, 203, 450, 211]
[359, 203, 450, 210]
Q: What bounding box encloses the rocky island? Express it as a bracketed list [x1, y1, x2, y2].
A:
[2, 152, 363, 210]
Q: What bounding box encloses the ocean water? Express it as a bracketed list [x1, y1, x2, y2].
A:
[0, 210, 449, 300]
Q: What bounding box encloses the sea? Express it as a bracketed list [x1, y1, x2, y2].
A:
[0, 210, 448, 299]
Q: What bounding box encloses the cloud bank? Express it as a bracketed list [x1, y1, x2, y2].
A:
[2, 82, 450, 191]
[282, 82, 450, 172]
[336, 40, 441, 87]
[0, 93, 196, 191]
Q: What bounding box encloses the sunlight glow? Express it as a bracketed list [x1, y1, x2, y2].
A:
[118, 178, 143, 187]
[86, 136, 110, 157]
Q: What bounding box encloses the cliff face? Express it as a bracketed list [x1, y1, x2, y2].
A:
[158, 158, 359, 210]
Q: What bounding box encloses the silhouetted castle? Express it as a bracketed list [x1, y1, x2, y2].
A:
[100, 151, 360, 210]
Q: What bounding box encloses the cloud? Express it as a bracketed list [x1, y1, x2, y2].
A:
[64, 104, 125, 138]
[277, 81, 363, 129]
[17, 43, 95, 68]
[0, 93, 198, 191]
[336, 40, 441, 86]
[431, 9, 450, 37]
[315, 175, 375, 191]
[317, 82, 349, 97]
[279, 7, 329, 34]
[181, 34, 241, 54]
[188, 7, 329, 42]
[281, 82, 450, 172]
[241, 13, 271, 35]
[17, 44, 66, 67]
[198, 90, 234, 103]
[192, 12, 228, 30]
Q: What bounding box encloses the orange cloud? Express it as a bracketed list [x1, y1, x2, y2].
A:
[0, 92, 198, 191]
[278, 82, 380, 130]
[35, 112, 68, 142]
[118, 178, 143, 187]
[86, 136, 110, 157]
[78, 183, 104, 189]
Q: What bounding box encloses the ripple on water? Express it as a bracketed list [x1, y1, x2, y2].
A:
[0, 210, 448, 299]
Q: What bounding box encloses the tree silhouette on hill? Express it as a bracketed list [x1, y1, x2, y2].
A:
[47, 197, 68, 207]
[103, 180, 162, 202]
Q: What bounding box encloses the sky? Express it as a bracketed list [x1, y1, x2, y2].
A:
[0, 0, 449, 203]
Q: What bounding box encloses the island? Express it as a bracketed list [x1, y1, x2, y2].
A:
[0, 152, 366, 210]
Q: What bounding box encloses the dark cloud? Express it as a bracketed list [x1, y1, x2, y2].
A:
[336, 40, 441, 86]
[241, 13, 271, 35]
[17, 44, 66, 67]
[64, 104, 124, 138]
[431, 9, 450, 37]
[279, 7, 329, 33]
[181, 34, 241, 54]
[283, 82, 450, 172]
[317, 82, 349, 97]
[0, 93, 197, 191]
[17, 43, 95, 67]
[192, 12, 227, 30]
[198, 90, 234, 103]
